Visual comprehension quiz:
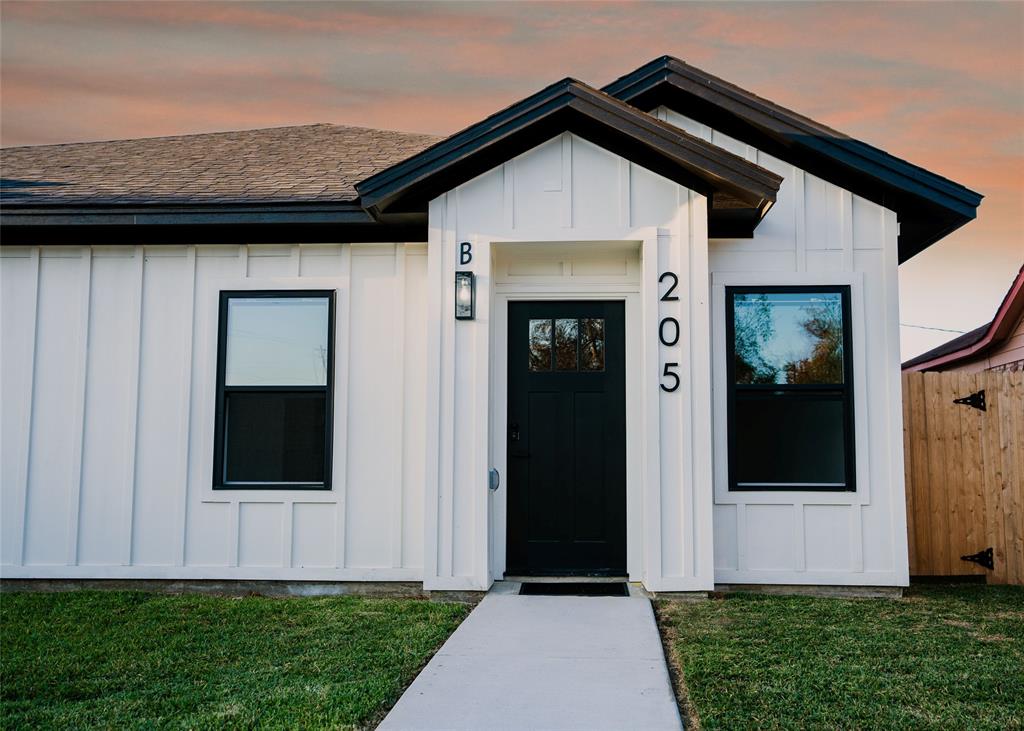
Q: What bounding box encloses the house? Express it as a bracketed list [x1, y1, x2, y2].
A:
[902, 265, 1024, 373]
[0, 57, 982, 593]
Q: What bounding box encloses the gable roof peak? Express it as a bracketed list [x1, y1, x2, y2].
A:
[603, 56, 982, 262]
[355, 74, 782, 230]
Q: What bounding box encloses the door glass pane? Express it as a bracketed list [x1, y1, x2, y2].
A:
[224, 391, 326, 483]
[555, 319, 578, 371]
[734, 393, 846, 487]
[733, 292, 844, 385]
[580, 318, 605, 371]
[226, 297, 330, 386]
[528, 319, 552, 371]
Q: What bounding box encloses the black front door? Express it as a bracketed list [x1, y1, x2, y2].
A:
[507, 301, 626, 576]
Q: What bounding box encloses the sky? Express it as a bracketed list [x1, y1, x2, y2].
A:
[1, 0, 1021, 360]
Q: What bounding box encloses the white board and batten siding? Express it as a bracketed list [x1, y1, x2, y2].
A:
[1, 243, 428, 581]
[1, 125, 910, 590]
[653, 107, 910, 587]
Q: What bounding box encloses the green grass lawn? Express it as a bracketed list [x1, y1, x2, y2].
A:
[1, 590, 470, 730]
[657, 584, 1024, 730]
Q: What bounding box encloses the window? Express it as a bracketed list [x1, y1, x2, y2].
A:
[725, 286, 855, 491]
[213, 291, 335, 489]
[528, 318, 605, 372]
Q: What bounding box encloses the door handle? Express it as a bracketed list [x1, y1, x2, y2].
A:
[510, 422, 520, 442]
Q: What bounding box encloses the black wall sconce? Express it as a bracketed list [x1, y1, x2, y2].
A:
[455, 271, 475, 320]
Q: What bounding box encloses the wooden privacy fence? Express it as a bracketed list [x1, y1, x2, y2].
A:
[902, 370, 1023, 585]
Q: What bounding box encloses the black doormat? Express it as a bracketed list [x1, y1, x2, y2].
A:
[519, 582, 629, 597]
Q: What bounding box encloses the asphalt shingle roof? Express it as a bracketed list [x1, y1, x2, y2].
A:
[0, 124, 442, 206]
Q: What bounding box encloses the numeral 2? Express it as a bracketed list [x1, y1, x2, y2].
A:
[659, 272, 679, 301]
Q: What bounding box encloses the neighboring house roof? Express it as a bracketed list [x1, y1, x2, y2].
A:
[1, 56, 981, 254]
[356, 78, 781, 236]
[902, 264, 1024, 371]
[603, 56, 984, 263]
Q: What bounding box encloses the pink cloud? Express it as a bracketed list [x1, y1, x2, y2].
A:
[1, 1, 1019, 357]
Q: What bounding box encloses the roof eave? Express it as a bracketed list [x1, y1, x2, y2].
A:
[603, 56, 984, 262]
[357, 79, 781, 227]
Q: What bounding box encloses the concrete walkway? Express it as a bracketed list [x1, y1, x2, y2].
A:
[378, 585, 683, 730]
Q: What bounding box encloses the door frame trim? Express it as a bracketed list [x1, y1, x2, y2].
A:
[489, 241, 648, 583]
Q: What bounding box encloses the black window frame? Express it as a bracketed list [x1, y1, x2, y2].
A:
[212, 289, 335, 491]
[725, 284, 856, 492]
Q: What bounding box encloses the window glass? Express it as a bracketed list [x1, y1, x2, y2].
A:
[555, 319, 579, 371]
[225, 297, 330, 386]
[580, 319, 605, 371]
[224, 392, 326, 483]
[528, 319, 553, 371]
[733, 393, 846, 487]
[733, 292, 844, 385]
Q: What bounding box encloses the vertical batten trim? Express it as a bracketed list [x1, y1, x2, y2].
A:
[641, 233, 664, 587]
[681, 190, 695, 578]
[174, 247, 197, 567]
[442, 193, 458, 578]
[239, 244, 249, 278]
[561, 133, 573, 228]
[228, 500, 240, 567]
[677, 191, 693, 578]
[121, 246, 145, 566]
[13, 248, 40, 566]
[882, 208, 910, 583]
[675, 190, 692, 577]
[289, 244, 301, 277]
[851, 504, 864, 572]
[282, 500, 294, 568]
[794, 503, 807, 571]
[502, 162, 515, 231]
[66, 247, 92, 565]
[794, 169, 807, 273]
[423, 198, 445, 586]
[841, 191, 855, 271]
[391, 244, 408, 568]
[334, 244, 353, 569]
[470, 235, 491, 587]
[736, 503, 748, 571]
[689, 193, 714, 586]
[618, 158, 631, 228]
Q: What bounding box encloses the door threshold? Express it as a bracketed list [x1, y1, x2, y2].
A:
[504, 575, 629, 584]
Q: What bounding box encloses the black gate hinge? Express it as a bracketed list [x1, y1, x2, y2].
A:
[960, 547, 994, 570]
[953, 389, 986, 411]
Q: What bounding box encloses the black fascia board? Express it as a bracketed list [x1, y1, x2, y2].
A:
[0, 222, 427, 246]
[604, 57, 983, 262]
[0, 201, 372, 227]
[0, 202, 426, 245]
[356, 78, 782, 222]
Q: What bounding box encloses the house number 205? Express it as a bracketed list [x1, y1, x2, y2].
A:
[659, 272, 681, 392]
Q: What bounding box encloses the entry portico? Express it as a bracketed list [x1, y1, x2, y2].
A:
[420, 142, 724, 592]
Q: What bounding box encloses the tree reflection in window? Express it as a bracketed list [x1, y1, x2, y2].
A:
[580, 319, 605, 371]
[555, 319, 578, 371]
[733, 293, 844, 385]
[528, 319, 552, 371]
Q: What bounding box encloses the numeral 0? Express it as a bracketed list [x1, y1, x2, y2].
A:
[659, 317, 679, 347]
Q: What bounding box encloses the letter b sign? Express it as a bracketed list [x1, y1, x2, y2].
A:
[459, 242, 473, 265]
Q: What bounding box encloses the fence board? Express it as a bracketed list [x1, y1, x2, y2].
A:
[903, 370, 1024, 585]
